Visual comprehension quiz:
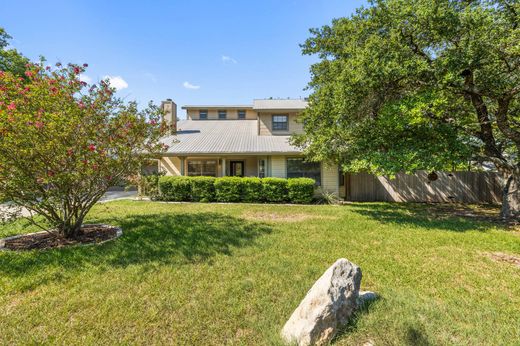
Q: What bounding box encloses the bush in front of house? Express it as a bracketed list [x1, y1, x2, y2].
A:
[159, 176, 192, 201]
[154, 176, 316, 204]
[242, 177, 263, 202]
[262, 177, 289, 203]
[214, 176, 243, 202]
[191, 176, 216, 202]
[288, 178, 315, 204]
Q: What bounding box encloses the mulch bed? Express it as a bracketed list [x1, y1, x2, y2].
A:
[0, 224, 121, 251]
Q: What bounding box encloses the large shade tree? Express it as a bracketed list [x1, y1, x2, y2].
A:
[295, 0, 520, 219]
[0, 28, 30, 77]
[0, 62, 167, 238]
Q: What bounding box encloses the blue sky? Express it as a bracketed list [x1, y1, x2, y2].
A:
[1, 0, 365, 118]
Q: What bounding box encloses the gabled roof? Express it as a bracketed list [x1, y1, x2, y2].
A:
[160, 120, 301, 155]
[253, 99, 308, 111]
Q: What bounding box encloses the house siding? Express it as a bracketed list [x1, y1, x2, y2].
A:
[270, 156, 287, 178]
[187, 109, 256, 120]
[159, 157, 183, 176]
[321, 162, 339, 195]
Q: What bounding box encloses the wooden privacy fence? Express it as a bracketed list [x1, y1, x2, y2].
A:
[345, 171, 503, 204]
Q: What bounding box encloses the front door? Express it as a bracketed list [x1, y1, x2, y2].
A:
[230, 161, 244, 177]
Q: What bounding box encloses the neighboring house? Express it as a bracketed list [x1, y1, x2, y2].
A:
[156, 98, 344, 197]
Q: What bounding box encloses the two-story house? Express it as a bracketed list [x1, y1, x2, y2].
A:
[156, 98, 344, 197]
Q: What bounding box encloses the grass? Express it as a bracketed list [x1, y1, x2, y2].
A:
[0, 201, 519, 345]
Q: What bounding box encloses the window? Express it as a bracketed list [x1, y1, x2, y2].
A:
[258, 159, 266, 178]
[272, 115, 288, 131]
[287, 158, 321, 185]
[218, 110, 227, 119]
[238, 110, 246, 119]
[199, 110, 208, 120]
[187, 160, 217, 176]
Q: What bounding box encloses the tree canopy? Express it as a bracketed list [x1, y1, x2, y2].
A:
[295, 0, 520, 217]
[0, 28, 30, 77]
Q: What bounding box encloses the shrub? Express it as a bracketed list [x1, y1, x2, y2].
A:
[262, 177, 288, 203]
[288, 178, 315, 204]
[214, 176, 243, 202]
[191, 176, 216, 202]
[159, 176, 192, 201]
[0, 62, 165, 238]
[316, 187, 342, 205]
[242, 177, 263, 202]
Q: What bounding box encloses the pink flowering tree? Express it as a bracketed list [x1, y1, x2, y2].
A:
[0, 62, 167, 238]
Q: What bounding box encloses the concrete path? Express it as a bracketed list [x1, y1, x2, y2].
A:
[0, 190, 138, 220]
[99, 190, 138, 202]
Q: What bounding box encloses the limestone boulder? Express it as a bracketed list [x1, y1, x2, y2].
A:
[281, 258, 362, 346]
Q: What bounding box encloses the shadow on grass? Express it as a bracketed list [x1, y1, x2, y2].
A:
[331, 294, 380, 344]
[405, 325, 431, 346]
[347, 203, 493, 232]
[0, 212, 271, 290]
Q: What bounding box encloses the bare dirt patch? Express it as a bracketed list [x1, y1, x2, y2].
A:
[242, 211, 337, 223]
[485, 252, 520, 268]
[405, 203, 520, 230]
[0, 224, 121, 251]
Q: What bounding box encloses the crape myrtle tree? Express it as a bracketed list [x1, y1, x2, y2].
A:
[294, 0, 520, 219]
[0, 62, 167, 238]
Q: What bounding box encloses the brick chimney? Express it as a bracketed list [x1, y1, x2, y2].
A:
[161, 98, 177, 134]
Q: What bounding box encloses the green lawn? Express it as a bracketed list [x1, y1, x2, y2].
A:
[1, 201, 519, 345]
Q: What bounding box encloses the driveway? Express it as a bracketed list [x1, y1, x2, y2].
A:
[99, 190, 138, 202]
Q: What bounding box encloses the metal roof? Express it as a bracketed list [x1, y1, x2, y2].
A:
[160, 120, 302, 155]
[253, 99, 308, 110]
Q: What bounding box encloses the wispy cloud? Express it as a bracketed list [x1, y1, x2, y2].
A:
[183, 81, 200, 90]
[222, 55, 237, 64]
[103, 75, 128, 90]
[79, 74, 92, 84]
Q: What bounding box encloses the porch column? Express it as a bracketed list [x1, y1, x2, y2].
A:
[221, 158, 226, 177]
[180, 157, 185, 176]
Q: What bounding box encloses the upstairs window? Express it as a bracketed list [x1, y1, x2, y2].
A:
[199, 110, 208, 120]
[238, 110, 246, 119]
[287, 158, 321, 185]
[218, 110, 227, 119]
[272, 115, 288, 131]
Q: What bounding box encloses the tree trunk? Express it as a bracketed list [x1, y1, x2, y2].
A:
[501, 173, 520, 221]
[59, 217, 84, 239]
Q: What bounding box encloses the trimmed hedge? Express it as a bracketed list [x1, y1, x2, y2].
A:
[262, 177, 288, 203]
[156, 175, 315, 204]
[288, 178, 315, 204]
[214, 176, 243, 202]
[159, 176, 192, 201]
[191, 176, 216, 202]
[242, 177, 263, 202]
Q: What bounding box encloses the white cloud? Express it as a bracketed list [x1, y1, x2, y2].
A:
[103, 75, 128, 90]
[79, 74, 91, 83]
[222, 55, 237, 64]
[183, 81, 200, 90]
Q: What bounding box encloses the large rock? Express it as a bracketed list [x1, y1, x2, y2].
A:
[281, 258, 362, 346]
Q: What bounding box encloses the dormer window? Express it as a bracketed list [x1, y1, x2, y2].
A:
[218, 110, 227, 119]
[272, 115, 288, 131]
[199, 110, 208, 120]
[238, 110, 246, 119]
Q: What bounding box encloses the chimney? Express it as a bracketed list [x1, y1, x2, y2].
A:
[161, 98, 177, 134]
